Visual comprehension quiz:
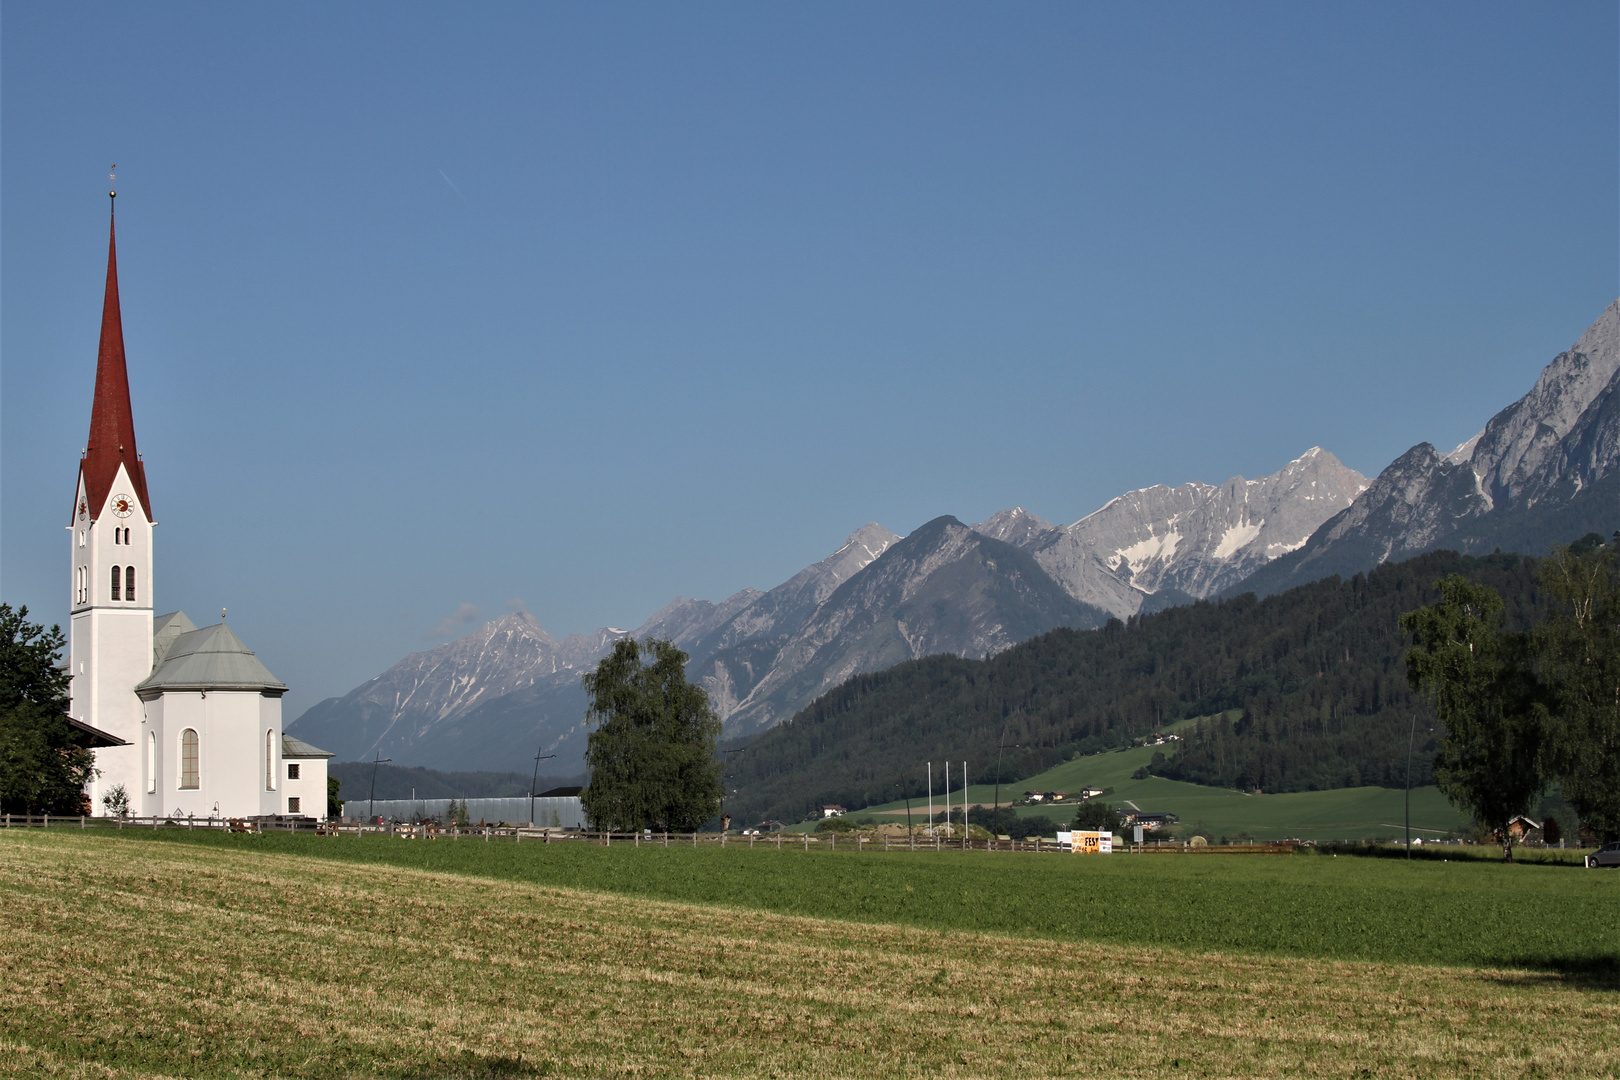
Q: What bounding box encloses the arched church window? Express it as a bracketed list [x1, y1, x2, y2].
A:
[125, 566, 136, 602]
[180, 729, 199, 789]
[110, 566, 121, 601]
[146, 732, 157, 794]
[265, 730, 276, 790]
[114, 529, 120, 546]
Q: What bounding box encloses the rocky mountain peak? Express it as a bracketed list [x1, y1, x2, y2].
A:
[1238, 298, 1620, 599]
[972, 507, 1058, 546]
[969, 449, 1367, 618]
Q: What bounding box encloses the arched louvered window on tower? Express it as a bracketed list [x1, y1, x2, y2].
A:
[125, 566, 135, 602]
[180, 729, 199, 789]
[110, 566, 121, 601]
[265, 730, 275, 790]
[146, 731, 157, 794]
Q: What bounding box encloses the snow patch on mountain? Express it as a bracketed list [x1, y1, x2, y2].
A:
[973, 448, 1367, 618]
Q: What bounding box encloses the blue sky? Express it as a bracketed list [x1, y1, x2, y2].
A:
[4, 3, 1616, 718]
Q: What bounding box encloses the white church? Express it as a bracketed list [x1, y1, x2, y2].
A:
[69, 197, 332, 821]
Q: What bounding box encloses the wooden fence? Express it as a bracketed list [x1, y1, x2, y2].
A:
[0, 813, 1302, 854]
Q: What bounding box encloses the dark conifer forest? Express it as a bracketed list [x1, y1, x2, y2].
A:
[726, 550, 1547, 824]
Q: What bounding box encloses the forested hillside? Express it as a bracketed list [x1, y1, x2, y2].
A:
[726, 550, 1548, 824]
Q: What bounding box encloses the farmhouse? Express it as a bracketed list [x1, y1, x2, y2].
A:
[1125, 812, 1179, 831]
[821, 805, 847, 818]
[67, 198, 331, 821]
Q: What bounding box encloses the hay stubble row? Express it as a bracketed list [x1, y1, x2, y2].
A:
[1, 832, 1613, 1078]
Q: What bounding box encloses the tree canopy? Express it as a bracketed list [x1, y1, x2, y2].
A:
[1401, 535, 1620, 851]
[581, 638, 722, 832]
[1401, 576, 1546, 857]
[0, 604, 96, 814]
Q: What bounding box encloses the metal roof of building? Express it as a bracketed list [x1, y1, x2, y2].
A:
[152, 610, 197, 666]
[282, 734, 334, 759]
[135, 619, 287, 695]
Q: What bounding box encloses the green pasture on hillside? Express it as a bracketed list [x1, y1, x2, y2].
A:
[847, 733, 1469, 841]
[81, 827, 1617, 977]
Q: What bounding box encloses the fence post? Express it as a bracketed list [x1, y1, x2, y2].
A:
[831, 833, 835, 852]
[692, 832, 697, 848]
[44, 813, 49, 829]
[803, 833, 808, 852]
[80, 815, 85, 830]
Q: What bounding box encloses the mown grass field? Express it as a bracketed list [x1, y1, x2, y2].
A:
[6, 828, 1619, 1080]
[851, 736, 1469, 841]
[4, 831, 1618, 1079]
[69, 826, 1618, 973]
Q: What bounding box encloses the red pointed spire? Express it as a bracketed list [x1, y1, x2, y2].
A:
[79, 200, 152, 522]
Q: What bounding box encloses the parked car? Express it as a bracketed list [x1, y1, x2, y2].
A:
[1585, 842, 1620, 868]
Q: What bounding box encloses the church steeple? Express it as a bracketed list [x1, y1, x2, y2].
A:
[80, 197, 152, 521]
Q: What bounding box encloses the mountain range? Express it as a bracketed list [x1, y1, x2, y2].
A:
[289, 452, 1360, 770]
[1239, 299, 1619, 597]
[291, 300, 1619, 775]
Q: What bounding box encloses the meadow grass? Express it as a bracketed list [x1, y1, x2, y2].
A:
[55, 825, 1619, 975]
[3, 831, 1617, 1079]
[853, 738, 1470, 841]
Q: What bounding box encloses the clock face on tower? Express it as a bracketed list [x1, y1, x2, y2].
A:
[110, 494, 134, 519]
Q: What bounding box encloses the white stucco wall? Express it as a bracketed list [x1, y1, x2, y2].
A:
[139, 689, 283, 820]
[281, 754, 329, 819]
[71, 465, 153, 815]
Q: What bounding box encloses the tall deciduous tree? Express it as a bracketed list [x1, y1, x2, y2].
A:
[581, 638, 722, 832]
[1535, 538, 1620, 842]
[1401, 577, 1546, 860]
[0, 604, 96, 814]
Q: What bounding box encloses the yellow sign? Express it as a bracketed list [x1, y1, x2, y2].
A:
[1060, 831, 1114, 854]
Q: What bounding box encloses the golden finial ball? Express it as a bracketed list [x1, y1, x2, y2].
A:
[109, 190, 116, 198]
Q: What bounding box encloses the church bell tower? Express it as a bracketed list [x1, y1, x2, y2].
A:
[69, 193, 155, 812]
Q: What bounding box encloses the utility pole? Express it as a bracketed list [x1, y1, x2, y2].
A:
[994, 721, 1021, 839]
[530, 749, 556, 827]
[1405, 713, 1429, 859]
[367, 752, 392, 822]
[719, 747, 746, 833]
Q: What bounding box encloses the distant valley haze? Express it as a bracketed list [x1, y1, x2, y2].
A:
[2, 5, 1614, 726]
